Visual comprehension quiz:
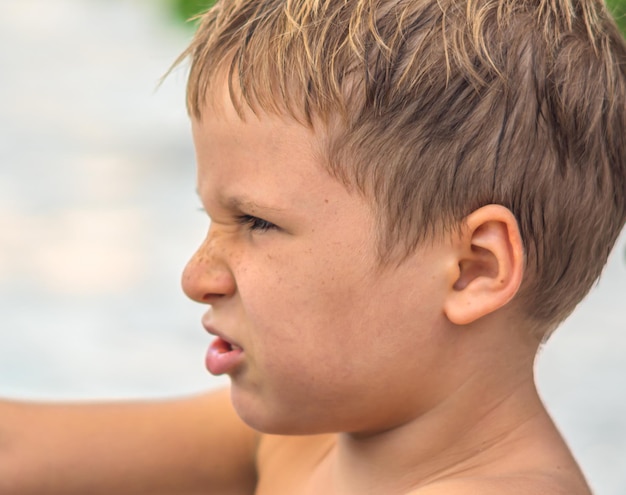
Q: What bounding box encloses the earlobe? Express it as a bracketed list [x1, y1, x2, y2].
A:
[443, 205, 524, 326]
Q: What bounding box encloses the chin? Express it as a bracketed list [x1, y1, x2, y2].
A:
[230, 384, 340, 435]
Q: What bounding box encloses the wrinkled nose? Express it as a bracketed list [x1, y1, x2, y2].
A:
[181, 233, 236, 304]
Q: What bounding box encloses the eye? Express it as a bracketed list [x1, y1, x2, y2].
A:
[236, 214, 277, 232]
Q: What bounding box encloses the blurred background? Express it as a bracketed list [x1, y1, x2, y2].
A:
[0, 0, 624, 493]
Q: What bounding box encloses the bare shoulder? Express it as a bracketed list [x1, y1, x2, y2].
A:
[0, 387, 260, 495]
[410, 473, 592, 495]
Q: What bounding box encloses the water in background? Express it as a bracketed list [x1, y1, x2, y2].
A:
[0, 1, 624, 493]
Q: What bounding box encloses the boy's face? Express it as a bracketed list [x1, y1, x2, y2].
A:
[184, 89, 457, 435]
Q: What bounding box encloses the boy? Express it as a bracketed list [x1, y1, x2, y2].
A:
[1, 0, 625, 494]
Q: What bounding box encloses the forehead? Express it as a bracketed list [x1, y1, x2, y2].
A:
[192, 73, 317, 145]
[191, 91, 321, 180]
[190, 84, 362, 213]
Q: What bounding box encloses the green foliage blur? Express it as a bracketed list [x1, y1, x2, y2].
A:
[607, 0, 626, 36]
[171, 0, 216, 24]
[171, 0, 626, 37]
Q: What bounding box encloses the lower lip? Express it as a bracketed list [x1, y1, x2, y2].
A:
[205, 337, 244, 375]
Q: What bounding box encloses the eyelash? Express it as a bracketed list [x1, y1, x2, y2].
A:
[196, 204, 277, 233]
[236, 214, 277, 232]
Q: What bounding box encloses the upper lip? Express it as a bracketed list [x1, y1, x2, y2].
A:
[202, 315, 242, 349]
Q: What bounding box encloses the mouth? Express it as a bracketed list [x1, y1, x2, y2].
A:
[212, 336, 242, 353]
[205, 336, 244, 376]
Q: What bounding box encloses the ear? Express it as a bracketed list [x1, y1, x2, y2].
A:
[443, 205, 524, 326]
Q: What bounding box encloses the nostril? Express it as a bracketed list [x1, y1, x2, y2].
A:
[202, 293, 227, 304]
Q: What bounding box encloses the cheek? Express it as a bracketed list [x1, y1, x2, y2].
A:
[237, 252, 366, 367]
[232, 254, 450, 433]
[242, 267, 358, 349]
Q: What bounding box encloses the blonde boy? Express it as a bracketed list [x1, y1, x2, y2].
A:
[1, 0, 625, 494]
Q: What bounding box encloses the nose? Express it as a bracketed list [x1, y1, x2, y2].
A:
[181, 230, 236, 304]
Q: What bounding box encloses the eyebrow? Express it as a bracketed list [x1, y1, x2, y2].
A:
[196, 189, 286, 213]
[225, 196, 287, 213]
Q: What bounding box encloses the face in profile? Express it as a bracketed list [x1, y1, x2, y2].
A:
[182, 86, 456, 436]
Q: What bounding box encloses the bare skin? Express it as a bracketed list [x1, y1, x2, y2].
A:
[0, 385, 590, 495]
[0, 391, 258, 495]
[255, 391, 590, 495]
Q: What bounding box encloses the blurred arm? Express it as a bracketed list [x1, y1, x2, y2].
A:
[0, 388, 258, 495]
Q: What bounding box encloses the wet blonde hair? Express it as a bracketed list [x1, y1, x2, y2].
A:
[178, 0, 626, 328]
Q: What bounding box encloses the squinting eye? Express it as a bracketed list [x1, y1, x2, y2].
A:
[237, 215, 277, 232]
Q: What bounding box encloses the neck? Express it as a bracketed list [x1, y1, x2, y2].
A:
[314, 326, 553, 494]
